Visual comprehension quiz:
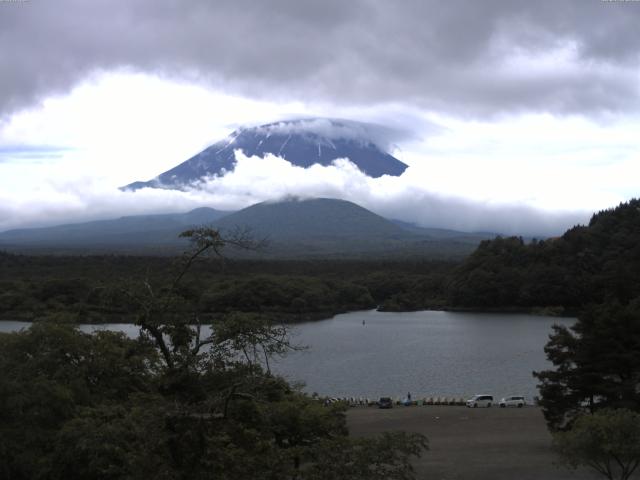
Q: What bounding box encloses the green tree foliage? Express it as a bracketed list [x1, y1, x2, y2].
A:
[534, 299, 640, 430]
[0, 323, 158, 480]
[553, 409, 640, 480]
[200, 275, 375, 317]
[448, 199, 640, 310]
[0, 250, 454, 322]
[302, 432, 428, 480]
[0, 228, 428, 479]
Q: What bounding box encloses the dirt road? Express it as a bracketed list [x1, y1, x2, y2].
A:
[347, 406, 601, 480]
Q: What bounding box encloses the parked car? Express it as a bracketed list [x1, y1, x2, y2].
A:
[499, 396, 525, 408]
[466, 394, 494, 408]
[378, 397, 393, 409]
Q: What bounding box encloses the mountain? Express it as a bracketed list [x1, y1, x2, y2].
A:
[215, 198, 404, 241]
[123, 118, 408, 190]
[390, 220, 496, 244]
[0, 198, 489, 258]
[211, 198, 491, 258]
[212, 198, 498, 258]
[0, 207, 229, 252]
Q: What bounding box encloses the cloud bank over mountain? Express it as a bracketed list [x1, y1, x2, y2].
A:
[241, 118, 417, 153]
[0, 151, 588, 237]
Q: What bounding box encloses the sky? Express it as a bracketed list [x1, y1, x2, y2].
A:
[1, 0, 640, 235]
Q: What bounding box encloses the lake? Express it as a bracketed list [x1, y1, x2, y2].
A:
[0, 310, 574, 401]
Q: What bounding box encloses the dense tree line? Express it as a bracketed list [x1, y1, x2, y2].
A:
[0, 253, 453, 323]
[448, 199, 640, 312]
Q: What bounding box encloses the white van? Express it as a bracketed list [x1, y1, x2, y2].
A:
[499, 396, 525, 408]
[466, 394, 494, 408]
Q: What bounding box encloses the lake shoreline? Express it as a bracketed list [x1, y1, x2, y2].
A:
[0, 304, 579, 326]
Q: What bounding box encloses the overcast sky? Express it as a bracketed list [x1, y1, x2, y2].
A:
[1, 0, 639, 234]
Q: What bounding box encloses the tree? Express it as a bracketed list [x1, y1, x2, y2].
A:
[0, 227, 428, 479]
[447, 199, 640, 311]
[121, 226, 266, 372]
[553, 409, 640, 480]
[0, 323, 158, 480]
[534, 298, 640, 430]
[302, 432, 428, 480]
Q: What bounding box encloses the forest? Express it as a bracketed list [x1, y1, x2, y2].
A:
[447, 198, 640, 313]
[0, 253, 454, 323]
[2, 199, 639, 323]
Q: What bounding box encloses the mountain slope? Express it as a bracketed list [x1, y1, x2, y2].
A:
[0, 207, 229, 249]
[209, 198, 484, 258]
[123, 118, 408, 190]
[213, 198, 406, 241]
[391, 220, 495, 244]
[0, 198, 486, 258]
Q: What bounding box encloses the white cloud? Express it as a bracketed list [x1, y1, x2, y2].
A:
[0, 73, 637, 236]
[189, 152, 589, 236]
[242, 117, 417, 152]
[399, 113, 640, 211]
[0, 151, 590, 236]
[0, 73, 310, 187]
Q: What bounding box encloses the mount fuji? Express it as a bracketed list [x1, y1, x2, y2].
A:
[123, 118, 408, 190]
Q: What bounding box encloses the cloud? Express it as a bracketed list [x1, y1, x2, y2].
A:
[0, 151, 590, 237]
[239, 118, 422, 153]
[192, 152, 589, 237]
[1, 0, 640, 119]
[0, 144, 71, 162]
[0, 175, 223, 231]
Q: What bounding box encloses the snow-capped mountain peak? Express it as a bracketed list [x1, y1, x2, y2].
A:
[123, 118, 408, 191]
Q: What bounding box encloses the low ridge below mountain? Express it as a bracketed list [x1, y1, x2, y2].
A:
[0, 208, 228, 251]
[123, 118, 408, 190]
[214, 198, 404, 240]
[211, 198, 493, 258]
[0, 198, 492, 258]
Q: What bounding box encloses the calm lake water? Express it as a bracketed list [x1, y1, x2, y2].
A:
[0, 310, 574, 401]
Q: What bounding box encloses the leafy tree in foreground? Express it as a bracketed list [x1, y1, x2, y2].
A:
[534, 298, 640, 430]
[553, 409, 640, 480]
[303, 432, 428, 480]
[0, 323, 159, 480]
[0, 227, 428, 480]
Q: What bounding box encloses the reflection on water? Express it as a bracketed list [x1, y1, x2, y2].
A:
[0, 310, 574, 400]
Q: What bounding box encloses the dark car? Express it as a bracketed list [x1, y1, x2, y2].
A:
[378, 397, 393, 409]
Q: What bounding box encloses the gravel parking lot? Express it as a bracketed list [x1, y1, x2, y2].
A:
[347, 406, 601, 480]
